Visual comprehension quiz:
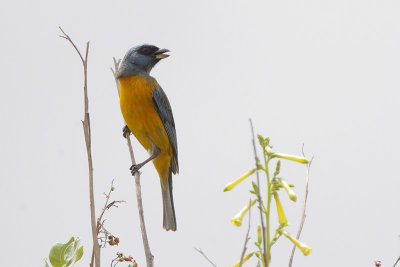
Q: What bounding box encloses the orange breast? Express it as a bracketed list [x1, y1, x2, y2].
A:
[119, 75, 172, 184]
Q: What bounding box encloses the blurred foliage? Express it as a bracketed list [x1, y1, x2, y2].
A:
[44, 237, 83, 267]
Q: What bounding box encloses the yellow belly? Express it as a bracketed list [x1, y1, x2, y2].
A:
[119, 75, 172, 184]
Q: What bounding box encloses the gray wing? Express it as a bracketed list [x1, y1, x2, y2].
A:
[152, 85, 179, 174]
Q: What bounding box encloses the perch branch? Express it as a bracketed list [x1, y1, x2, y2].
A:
[111, 58, 154, 267]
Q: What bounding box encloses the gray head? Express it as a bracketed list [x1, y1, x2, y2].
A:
[117, 44, 170, 78]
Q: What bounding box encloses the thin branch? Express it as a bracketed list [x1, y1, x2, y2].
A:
[95, 179, 125, 249]
[59, 27, 100, 267]
[96, 180, 115, 230]
[239, 199, 252, 267]
[194, 248, 217, 267]
[288, 146, 313, 267]
[111, 59, 154, 267]
[96, 180, 125, 233]
[394, 256, 400, 267]
[58, 27, 85, 64]
[249, 119, 268, 267]
[110, 58, 122, 97]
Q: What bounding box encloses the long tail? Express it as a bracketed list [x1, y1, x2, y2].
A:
[161, 172, 177, 231]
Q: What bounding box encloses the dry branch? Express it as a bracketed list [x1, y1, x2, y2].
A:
[194, 248, 217, 267]
[96, 180, 125, 233]
[111, 58, 154, 267]
[394, 256, 400, 267]
[59, 27, 100, 267]
[239, 199, 252, 267]
[288, 148, 313, 267]
[96, 180, 125, 247]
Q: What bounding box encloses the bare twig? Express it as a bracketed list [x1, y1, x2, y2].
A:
[394, 256, 400, 267]
[96, 180, 125, 233]
[111, 58, 154, 267]
[249, 119, 268, 267]
[288, 146, 313, 267]
[59, 27, 100, 267]
[239, 199, 252, 267]
[89, 181, 125, 263]
[96, 180, 125, 247]
[110, 58, 122, 97]
[194, 248, 217, 267]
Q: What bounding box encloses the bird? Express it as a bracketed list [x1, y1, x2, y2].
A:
[117, 44, 178, 231]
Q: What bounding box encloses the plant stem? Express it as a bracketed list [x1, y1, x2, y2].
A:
[263, 150, 272, 266]
[249, 119, 268, 267]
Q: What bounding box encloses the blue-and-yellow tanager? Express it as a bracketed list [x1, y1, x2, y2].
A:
[117, 44, 178, 231]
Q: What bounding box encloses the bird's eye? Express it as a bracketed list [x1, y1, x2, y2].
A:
[140, 47, 152, 55]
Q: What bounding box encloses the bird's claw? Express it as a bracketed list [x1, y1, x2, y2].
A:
[123, 125, 131, 138]
[130, 164, 142, 175]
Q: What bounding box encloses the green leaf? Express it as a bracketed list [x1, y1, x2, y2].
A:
[257, 134, 264, 146]
[44, 259, 51, 267]
[49, 237, 84, 267]
[252, 181, 258, 193]
[273, 160, 281, 178]
[75, 246, 83, 262]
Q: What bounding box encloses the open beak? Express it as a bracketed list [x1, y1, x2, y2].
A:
[154, 48, 170, 59]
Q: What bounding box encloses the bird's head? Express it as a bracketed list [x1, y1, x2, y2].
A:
[117, 44, 170, 78]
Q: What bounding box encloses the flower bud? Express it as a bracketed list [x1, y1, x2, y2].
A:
[232, 252, 254, 267]
[223, 168, 256, 192]
[273, 193, 288, 227]
[272, 153, 308, 164]
[231, 200, 256, 227]
[279, 178, 297, 202]
[281, 230, 312, 256]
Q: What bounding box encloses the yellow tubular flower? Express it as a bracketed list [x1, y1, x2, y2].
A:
[232, 252, 254, 267]
[231, 200, 256, 227]
[279, 178, 297, 202]
[272, 153, 308, 164]
[223, 168, 256, 192]
[273, 193, 288, 227]
[282, 230, 312, 256]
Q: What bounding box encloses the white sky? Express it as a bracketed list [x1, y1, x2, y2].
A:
[1, 0, 400, 266]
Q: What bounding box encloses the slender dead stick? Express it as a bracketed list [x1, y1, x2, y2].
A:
[59, 27, 100, 267]
[288, 148, 313, 267]
[239, 199, 252, 267]
[249, 119, 268, 267]
[194, 248, 217, 267]
[111, 58, 154, 267]
[96, 180, 125, 235]
[394, 256, 400, 267]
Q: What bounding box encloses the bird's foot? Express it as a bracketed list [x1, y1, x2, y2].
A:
[122, 125, 131, 138]
[130, 163, 143, 175]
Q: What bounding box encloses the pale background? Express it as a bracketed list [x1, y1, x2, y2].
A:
[1, 0, 399, 266]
